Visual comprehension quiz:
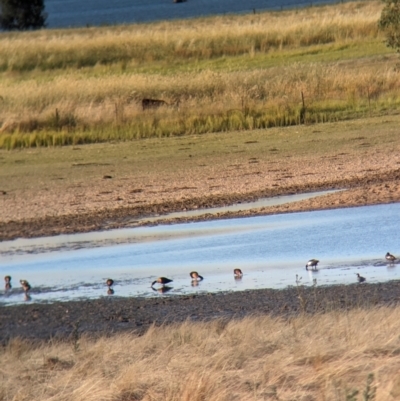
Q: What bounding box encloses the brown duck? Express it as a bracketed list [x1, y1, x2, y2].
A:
[305, 259, 319, 270]
[190, 271, 204, 281]
[386, 252, 397, 263]
[20, 279, 31, 293]
[151, 277, 173, 287]
[4, 275, 11, 290]
[234, 268, 243, 278]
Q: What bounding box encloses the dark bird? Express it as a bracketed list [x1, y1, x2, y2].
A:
[4, 275, 11, 290]
[356, 273, 366, 283]
[306, 259, 319, 270]
[107, 288, 115, 295]
[151, 277, 173, 287]
[234, 268, 243, 278]
[190, 271, 204, 281]
[20, 279, 31, 293]
[386, 252, 397, 263]
[106, 278, 114, 288]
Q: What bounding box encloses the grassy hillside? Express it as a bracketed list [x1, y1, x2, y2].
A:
[0, 0, 398, 149]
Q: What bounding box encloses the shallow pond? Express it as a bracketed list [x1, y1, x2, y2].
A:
[1, 201, 399, 306]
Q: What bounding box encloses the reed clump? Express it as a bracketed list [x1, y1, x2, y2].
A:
[1, 306, 400, 400]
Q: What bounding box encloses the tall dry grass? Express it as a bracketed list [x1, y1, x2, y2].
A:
[0, 1, 383, 72]
[0, 0, 397, 148]
[2, 306, 400, 400]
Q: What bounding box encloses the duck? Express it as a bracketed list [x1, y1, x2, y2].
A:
[386, 252, 397, 263]
[151, 277, 173, 287]
[20, 279, 31, 293]
[190, 271, 204, 281]
[305, 259, 319, 270]
[234, 268, 243, 278]
[106, 278, 114, 288]
[356, 273, 366, 283]
[4, 275, 11, 290]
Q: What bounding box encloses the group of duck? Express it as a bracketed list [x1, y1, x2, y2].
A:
[304, 252, 398, 283]
[3, 253, 398, 298]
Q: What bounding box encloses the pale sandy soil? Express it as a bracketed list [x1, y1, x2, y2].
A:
[1, 116, 400, 240]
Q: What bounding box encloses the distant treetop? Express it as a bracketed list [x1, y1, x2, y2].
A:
[0, 0, 47, 31]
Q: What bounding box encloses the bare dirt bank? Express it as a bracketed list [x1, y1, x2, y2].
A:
[1, 167, 400, 242]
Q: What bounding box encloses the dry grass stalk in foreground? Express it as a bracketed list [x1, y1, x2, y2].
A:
[2, 306, 400, 400]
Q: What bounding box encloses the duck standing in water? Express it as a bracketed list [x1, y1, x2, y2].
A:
[234, 269, 243, 278]
[356, 273, 366, 283]
[386, 252, 397, 263]
[190, 271, 204, 281]
[106, 279, 115, 295]
[306, 259, 319, 271]
[20, 279, 31, 293]
[4, 276, 12, 290]
[151, 277, 173, 287]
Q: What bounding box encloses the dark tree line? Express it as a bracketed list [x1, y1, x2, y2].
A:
[0, 0, 46, 30]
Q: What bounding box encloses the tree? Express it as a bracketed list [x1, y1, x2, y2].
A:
[0, 0, 47, 31]
[378, 0, 400, 52]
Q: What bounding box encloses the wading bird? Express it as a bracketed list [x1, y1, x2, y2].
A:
[305, 259, 319, 271]
[386, 252, 397, 263]
[190, 271, 204, 281]
[151, 277, 173, 287]
[20, 280, 31, 293]
[234, 268, 243, 278]
[356, 273, 366, 283]
[4, 275, 11, 290]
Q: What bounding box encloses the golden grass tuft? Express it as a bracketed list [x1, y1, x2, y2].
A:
[2, 306, 400, 400]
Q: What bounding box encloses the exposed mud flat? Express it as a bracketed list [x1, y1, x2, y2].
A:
[2, 280, 400, 342]
[2, 171, 400, 241]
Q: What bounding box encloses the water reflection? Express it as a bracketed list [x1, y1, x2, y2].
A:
[152, 286, 173, 294]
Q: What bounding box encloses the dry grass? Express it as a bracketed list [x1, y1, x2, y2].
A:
[0, 1, 383, 72]
[2, 306, 400, 400]
[1, 1, 399, 147]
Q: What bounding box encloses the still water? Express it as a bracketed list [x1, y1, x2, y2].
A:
[1, 203, 399, 306]
[45, 0, 339, 28]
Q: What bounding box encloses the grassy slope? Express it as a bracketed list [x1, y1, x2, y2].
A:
[1, 114, 400, 197]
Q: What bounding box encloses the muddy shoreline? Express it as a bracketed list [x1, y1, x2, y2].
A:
[2, 167, 400, 242]
[2, 280, 400, 343]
